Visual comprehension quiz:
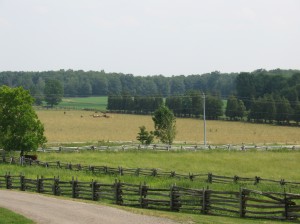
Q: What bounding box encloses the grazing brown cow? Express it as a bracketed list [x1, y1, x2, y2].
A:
[24, 155, 38, 160]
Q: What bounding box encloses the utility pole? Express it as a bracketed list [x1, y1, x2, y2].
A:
[203, 92, 206, 147]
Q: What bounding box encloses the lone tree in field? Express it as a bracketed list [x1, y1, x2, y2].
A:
[44, 79, 63, 107]
[152, 105, 176, 145]
[136, 126, 154, 145]
[0, 86, 47, 153]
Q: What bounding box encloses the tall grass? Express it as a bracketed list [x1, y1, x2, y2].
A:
[36, 110, 300, 145]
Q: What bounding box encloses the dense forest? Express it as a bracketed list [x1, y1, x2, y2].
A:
[1, 69, 300, 124]
[0, 70, 237, 97]
[0, 68, 298, 97]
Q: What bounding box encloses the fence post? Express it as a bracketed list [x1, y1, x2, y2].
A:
[207, 173, 212, 183]
[118, 166, 123, 176]
[20, 174, 25, 191]
[135, 168, 140, 176]
[37, 175, 43, 193]
[5, 172, 12, 189]
[201, 188, 209, 214]
[284, 189, 290, 220]
[254, 176, 260, 185]
[68, 163, 72, 170]
[71, 177, 78, 198]
[139, 182, 147, 208]
[234, 175, 239, 184]
[189, 173, 194, 181]
[53, 176, 60, 196]
[114, 179, 123, 205]
[91, 180, 99, 201]
[239, 188, 246, 218]
[151, 169, 157, 177]
[89, 165, 95, 173]
[170, 171, 176, 178]
[170, 185, 180, 212]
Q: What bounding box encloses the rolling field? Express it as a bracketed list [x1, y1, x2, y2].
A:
[2, 109, 300, 223]
[36, 110, 300, 145]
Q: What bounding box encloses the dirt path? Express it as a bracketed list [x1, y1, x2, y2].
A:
[0, 190, 179, 224]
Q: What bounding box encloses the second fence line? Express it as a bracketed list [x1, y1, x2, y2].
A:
[2, 155, 300, 188]
[1, 173, 300, 221]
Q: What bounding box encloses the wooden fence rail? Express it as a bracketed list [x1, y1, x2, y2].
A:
[1, 154, 300, 189]
[0, 173, 299, 221]
[33, 144, 300, 153]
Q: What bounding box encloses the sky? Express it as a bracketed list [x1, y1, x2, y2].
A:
[0, 0, 299, 76]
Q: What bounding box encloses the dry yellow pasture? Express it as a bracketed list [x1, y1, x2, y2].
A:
[37, 110, 300, 145]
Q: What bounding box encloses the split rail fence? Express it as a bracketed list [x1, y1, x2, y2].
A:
[0, 173, 300, 221]
[35, 144, 300, 152]
[1, 155, 300, 189]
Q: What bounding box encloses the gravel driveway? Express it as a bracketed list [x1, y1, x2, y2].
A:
[0, 190, 179, 224]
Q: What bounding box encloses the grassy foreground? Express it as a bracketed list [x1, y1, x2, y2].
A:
[0, 207, 34, 224]
[36, 110, 300, 145]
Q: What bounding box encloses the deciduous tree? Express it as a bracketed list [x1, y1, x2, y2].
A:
[136, 126, 154, 145]
[152, 105, 176, 145]
[44, 79, 63, 107]
[0, 86, 47, 153]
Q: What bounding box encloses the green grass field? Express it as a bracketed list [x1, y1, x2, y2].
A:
[2, 150, 299, 193]
[0, 207, 34, 224]
[35, 150, 300, 181]
[58, 96, 107, 111]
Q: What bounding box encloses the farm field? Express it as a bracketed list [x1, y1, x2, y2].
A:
[36, 110, 300, 145]
[58, 96, 107, 111]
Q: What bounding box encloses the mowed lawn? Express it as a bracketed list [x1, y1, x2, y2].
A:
[36, 110, 300, 145]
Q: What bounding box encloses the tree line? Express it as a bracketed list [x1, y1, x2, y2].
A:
[236, 70, 300, 125]
[107, 91, 224, 120]
[108, 91, 300, 125]
[1, 69, 297, 99]
[1, 68, 300, 125]
[0, 70, 236, 98]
